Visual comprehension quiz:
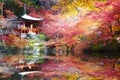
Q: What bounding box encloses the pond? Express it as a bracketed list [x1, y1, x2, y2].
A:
[0, 72, 56, 80]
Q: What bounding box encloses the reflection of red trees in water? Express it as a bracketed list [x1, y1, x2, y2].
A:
[26, 57, 120, 79]
[91, 68, 120, 79]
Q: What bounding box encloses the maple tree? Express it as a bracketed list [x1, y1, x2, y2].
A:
[76, 0, 120, 53]
[41, 11, 86, 45]
[92, 0, 120, 35]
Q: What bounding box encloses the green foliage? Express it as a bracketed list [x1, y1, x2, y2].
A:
[27, 54, 44, 59]
[26, 55, 45, 64]
[36, 58, 44, 63]
[0, 0, 14, 2]
[27, 54, 34, 59]
[28, 39, 37, 48]
[90, 39, 120, 52]
[2, 0, 40, 17]
[88, 39, 120, 58]
[107, 39, 120, 49]
[27, 55, 45, 63]
[39, 43, 44, 47]
[38, 34, 46, 40]
[3, 1, 23, 17]
[91, 42, 103, 52]
[20, 0, 37, 5]
[20, 0, 39, 8]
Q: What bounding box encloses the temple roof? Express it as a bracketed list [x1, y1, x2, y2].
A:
[21, 14, 44, 21]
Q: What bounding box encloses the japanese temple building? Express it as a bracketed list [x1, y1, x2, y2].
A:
[20, 13, 44, 34]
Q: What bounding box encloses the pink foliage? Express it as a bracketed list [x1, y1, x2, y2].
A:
[28, 10, 41, 18]
[91, 0, 120, 44]
[95, 1, 106, 7]
[0, 36, 8, 40]
[41, 10, 84, 46]
[95, 0, 120, 25]
[42, 15, 69, 38]
[4, 10, 17, 18]
[0, 18, 7, 28]
[0, 3, 4, 9]
[42, 17, 84, 45]
[111, 0, 120, 8]
[40, 59, 83, 73]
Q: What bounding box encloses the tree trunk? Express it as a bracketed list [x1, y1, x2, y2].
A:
[68, 46, 72, 56]
[109, 25, 112, 34]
